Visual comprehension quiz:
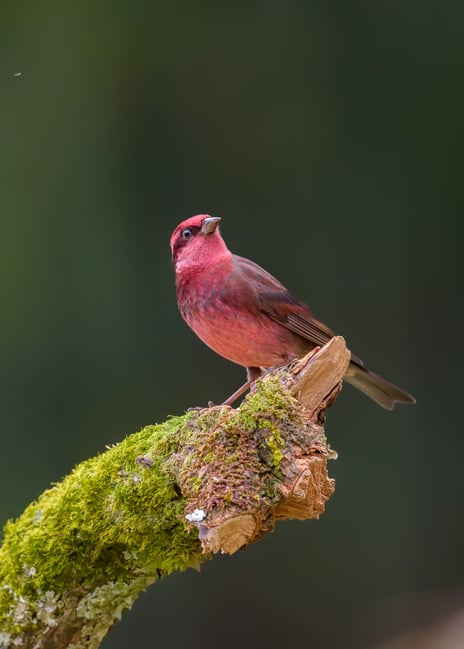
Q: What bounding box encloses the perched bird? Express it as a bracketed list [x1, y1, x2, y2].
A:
[170, 214, 415, 410]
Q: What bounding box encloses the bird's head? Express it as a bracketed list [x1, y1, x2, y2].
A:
[170, 214, 230, 276]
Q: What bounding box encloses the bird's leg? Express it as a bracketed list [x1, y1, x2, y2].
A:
[246, 366, 262, 382]
[221, 381, 251, 406]
[221, 367, 262, 406]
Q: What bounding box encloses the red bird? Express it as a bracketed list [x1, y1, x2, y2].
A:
[170, 214, 415, 410]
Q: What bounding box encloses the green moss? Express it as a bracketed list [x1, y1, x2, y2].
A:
[0, 417, 203, 641]
[171, 375, 302, 518]
[0, 373, 305, 644]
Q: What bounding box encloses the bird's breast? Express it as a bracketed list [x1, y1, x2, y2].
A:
[176, 273, 310, 368]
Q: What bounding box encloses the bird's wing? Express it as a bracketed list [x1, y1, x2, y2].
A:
[265, 299, 366, 368]
[233, 255, 335, 344]
[233, 255, 365, 368]
[262, 296, 335, 346]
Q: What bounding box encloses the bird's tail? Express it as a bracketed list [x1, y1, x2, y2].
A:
[344, 362, 416, 410]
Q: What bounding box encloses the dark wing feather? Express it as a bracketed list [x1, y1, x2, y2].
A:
[279, 312, 333, 346]
[232, 255, 365, 368]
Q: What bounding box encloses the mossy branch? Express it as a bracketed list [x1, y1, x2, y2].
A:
[0, 337, 350, 649]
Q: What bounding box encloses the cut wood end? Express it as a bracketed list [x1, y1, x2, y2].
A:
[287, 336, 350, 417]
[275, 454, 335, 520]
[199, 514, 259, 554]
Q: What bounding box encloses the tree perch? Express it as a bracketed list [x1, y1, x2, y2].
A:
[0, 337, 350, 648]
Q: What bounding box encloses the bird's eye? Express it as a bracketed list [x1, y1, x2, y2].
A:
[181, 228, 193, 240]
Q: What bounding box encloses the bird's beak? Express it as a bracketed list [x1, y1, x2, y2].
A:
[201, 216, 221, 235]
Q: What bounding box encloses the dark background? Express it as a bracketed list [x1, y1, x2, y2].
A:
[1, 3, 463, 648]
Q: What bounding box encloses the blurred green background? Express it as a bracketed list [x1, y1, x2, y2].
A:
[1, 3, 462, 648]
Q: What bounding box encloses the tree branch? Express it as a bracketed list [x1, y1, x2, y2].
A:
[0, 337, 350, 648]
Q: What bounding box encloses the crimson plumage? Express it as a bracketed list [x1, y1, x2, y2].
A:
[170, 214, 415, 410]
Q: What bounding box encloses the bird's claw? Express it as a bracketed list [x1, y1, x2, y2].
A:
[187, 401, 216, 413]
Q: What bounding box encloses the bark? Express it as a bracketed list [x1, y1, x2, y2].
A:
[0, 337, 350, 648]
